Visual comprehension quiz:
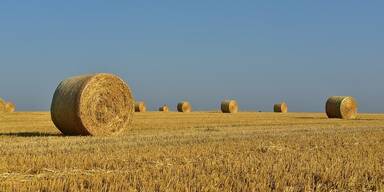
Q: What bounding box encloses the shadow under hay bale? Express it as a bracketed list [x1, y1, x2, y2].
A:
[0, 132, 62, 137]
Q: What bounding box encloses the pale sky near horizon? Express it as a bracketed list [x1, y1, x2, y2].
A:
[0, 1, 383, 112]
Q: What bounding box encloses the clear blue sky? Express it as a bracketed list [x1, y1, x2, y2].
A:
[0, 1, 383, 112]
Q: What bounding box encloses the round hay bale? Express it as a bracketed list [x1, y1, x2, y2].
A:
[51, 73, 135, 136]
[0, 98, 5, 113]
[274, 102, 288, 113]
[326, 96, 357, 119]
[221, 100, 238, 113]
[135, 101, 147, 112]
[159, 105, 169, 112]
[4, 101, 16, 113]
[177, 101, 192, 113]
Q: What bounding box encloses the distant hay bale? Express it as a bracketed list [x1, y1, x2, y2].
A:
[274, 102, 288, 113]
[326, 96, 357, 119]
[0, 98, 5, 113]
[159, 105, 169, 112]
[135, 101, 147, 112]
[177, 101, 192, 112]
[51, 73, 135, 136]
[221, 100, 238, 113]
[4, 101, 16, 112]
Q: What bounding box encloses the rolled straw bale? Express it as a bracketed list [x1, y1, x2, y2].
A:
[221, 100, 238, 113]
[326, 96, 357, 119]
[51, 73, 134, 136]
[177, 101, 192, 112]
[274, 102, 288, 113]
[135, 101, 147, 112]
[159, 105, 169, 112]
[4, 101, 16, 112]
[0, 98, 5, 113]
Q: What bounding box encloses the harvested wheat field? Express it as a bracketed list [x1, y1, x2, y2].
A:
[0, 112, 383, 191]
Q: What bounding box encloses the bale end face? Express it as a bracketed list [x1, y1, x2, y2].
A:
[221, 100, 238, 113]
[177, 102, 192, 112]
[326, 96, 357, 119]
[274, 102, 288, 113]
[51, 73, 135, 136]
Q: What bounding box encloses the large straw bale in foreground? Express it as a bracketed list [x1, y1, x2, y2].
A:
[326, 96, 357, 119]
[221, 100, 238, 113]
[274, 102, 288, 113]
[159, 105, 169, 112]
[4, 101, 15, 112]
[177, 101, 192, 112]
[135, 101, 147, 112]
[51, 73, 135, 136]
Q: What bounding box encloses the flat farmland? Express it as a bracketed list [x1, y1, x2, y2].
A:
[0, 112, 383, 191]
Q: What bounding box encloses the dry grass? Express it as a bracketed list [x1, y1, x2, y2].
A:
[0, 112, 383, 191]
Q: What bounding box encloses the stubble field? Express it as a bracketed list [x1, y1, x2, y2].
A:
[0, 112, 383, 191]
